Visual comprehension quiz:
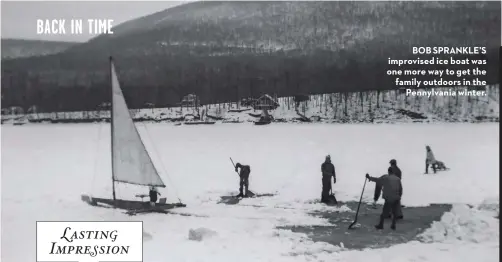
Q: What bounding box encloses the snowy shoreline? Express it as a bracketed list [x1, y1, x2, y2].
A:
[3, 86, 499, 125]
[2, 118, 499, 126]
[2, 113, 499, 125]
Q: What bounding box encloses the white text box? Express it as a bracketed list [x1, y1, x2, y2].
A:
[36, 221, 143, 262]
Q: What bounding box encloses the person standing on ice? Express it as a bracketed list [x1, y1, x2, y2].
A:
[373, 159, 403, 219]
[235, 163, 251, 198]
[149, 186, 161, 206]
[366, 167, 403, 230]
[321, 155, 336, 204]
[388, 159, 402, 179]
[425, 145, 437, 174]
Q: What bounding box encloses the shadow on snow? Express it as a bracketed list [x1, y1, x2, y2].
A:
[280, 201, 452, 250]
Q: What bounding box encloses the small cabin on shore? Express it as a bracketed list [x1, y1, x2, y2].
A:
[253, 94, 279, 111]
[180, 94, 200, 108]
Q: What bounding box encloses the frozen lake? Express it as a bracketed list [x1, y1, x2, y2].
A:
[1, 123, 499, 262]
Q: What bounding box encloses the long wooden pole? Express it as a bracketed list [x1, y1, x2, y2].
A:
[110, 56, 116, 202]
[348, 177, 368, 229]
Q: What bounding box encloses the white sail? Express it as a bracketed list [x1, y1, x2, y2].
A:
[110, 60, 166, 187]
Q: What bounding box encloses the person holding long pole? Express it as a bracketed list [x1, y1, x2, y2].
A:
[366, 167, 403, 230]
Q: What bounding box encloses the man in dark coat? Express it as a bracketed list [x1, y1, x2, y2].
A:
[389, 159, 402, 179]
[366, 168, 403, 230]
[389, 159, 403, 219]
[235, 163, 251, 198]
[321, 155, 336, 204]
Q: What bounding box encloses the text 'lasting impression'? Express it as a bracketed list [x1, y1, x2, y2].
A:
[36, 221, 143, 262]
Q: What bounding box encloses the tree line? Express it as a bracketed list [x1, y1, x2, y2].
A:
[1, 44, 498, 113]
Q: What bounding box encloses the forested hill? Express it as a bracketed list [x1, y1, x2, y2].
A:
[1, 1, 500, 112]
[1, 39, 78, 59]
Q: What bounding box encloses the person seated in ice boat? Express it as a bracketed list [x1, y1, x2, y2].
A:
[149, 186, 161, 206]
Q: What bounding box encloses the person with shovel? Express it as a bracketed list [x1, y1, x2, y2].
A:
[321, 155, 337, 204]
[366, 167, 403, 230]
[235, 162, 251, 198]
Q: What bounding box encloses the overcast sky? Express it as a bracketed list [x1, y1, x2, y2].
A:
[1, 1, 187, 42]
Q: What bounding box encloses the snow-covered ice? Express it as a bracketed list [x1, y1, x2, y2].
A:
[1, 123, 499, 261]
[188, 227, 218, 241]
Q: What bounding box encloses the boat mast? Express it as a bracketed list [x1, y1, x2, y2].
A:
[110, 56, 116, 202]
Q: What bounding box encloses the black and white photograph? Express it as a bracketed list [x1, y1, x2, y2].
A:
[1, 1, 500, 261]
